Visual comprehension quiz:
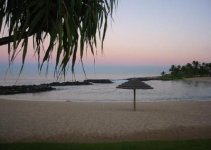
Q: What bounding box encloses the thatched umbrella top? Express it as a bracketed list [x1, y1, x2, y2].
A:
[116, 78, 153, 90]
[116, 78, 153, 111]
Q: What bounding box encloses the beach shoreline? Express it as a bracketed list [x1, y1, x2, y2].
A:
[0, 99, 211, 143]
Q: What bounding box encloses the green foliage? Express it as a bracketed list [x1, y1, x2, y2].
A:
[160, 74, 183, 81]
[1, 139, 211, 150]
[161, 61, 211, 80]
[0, 0, 117, 77]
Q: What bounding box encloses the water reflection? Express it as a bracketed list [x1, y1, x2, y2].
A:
[145, 80, 211, 101]
[183, 80, 211, 87]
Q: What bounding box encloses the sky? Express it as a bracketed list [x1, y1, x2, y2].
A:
[0, 0, 211, 71]
[96, 0, 211, 66]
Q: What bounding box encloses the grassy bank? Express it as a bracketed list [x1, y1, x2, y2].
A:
[1, 139, 211, 150]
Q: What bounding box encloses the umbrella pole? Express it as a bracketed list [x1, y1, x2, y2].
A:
[133, 89, 136, 111]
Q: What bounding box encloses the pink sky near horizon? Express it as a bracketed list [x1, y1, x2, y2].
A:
[0, 0, 211, 67]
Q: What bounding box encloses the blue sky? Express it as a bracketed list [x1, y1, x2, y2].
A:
[98, 0, 211, 65]
[0, 0, 211, 76]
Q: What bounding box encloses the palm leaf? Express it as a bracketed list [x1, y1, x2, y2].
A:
[0, 0, 118, 77]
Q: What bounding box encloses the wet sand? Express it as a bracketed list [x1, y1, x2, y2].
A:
[0, 99, 211, 143]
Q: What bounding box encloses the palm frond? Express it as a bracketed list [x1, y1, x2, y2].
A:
[0, 0, 118, 77]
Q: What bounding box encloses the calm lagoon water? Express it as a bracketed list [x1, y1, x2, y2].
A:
[0, 77, 211, 102]
[0, 64, 211, 102]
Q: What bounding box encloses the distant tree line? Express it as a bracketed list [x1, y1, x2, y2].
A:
[161, 61, 211, 80]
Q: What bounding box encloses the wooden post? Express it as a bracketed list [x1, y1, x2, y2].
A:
[134, 89, 136, 111]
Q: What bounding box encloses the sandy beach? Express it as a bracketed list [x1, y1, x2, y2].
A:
[0, 99, 211, 143]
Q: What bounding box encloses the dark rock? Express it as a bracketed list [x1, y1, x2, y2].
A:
[127, 76, 162, 81]
[0, 84, 55, 95]
[84, 79, 113, 84]
[0, 80, 93, 95]
[49, 81, 92, 86]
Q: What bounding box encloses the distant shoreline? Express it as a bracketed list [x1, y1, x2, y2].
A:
[127, 76, 211, 82]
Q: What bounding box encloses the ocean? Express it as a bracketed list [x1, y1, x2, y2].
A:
[0, 65, 211, 102]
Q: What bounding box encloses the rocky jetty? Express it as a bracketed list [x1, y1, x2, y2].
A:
[127, 76, 162, 81]
[49, 81, 92, 86]
[0, 81, 92, 95]
[0, 84, 55, 95]
[84, 79, 113, 84]
[0, 80, 112, 95]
